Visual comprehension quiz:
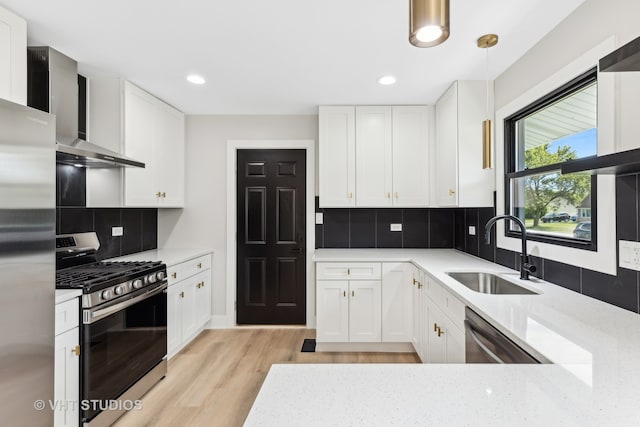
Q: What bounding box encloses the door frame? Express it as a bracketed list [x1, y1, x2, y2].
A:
[226, 140, 315, 327]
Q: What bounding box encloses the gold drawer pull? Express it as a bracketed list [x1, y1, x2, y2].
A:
[156, 192, 162, 197]
[171, 272, 177, 279]
[448, 189, 455, 196]
[343, 291, 346, 297]
[197, 263, 202, 269]
[72, 345, 80, 356]
[349, 192, 353, 199]
[180, 292, 185, 298]
[395, 192, 398, 199]
[352, 290, 355, 297]
[347, 268, 350, 276]
[434, 323, 438, 332]
[437, 327, 444, 337]
[387, 192, 391, 199]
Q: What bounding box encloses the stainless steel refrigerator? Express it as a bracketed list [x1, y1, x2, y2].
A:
[0, 98, 56, 425]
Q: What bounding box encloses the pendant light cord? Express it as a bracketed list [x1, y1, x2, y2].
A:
[485, 47, 490, 120]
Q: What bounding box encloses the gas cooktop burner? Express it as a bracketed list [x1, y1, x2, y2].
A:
[56, 261, 165, 292]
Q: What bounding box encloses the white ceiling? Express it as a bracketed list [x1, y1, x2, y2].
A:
[2, 0, 585, 114]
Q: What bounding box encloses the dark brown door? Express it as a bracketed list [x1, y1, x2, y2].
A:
[237, 149, 306, 324]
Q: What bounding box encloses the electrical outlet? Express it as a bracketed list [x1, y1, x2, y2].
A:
[112, 226, 124, 237]
[468, 226, 476, 236]
[390, 224, 402, 232]
[315, 213, 324, 225]
[619, 240, 640, 271]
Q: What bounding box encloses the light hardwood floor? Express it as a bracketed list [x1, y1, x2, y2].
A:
[115, 329, 419, 427]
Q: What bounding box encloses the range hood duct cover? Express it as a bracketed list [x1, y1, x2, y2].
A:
[27, 47, 144, 168]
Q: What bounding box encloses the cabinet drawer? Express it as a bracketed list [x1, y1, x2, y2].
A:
[182, 254, 212, 279]
[441, 287, 465, 331]
[316, 262, 381, 280]
[424, 276, 443, 307]
[55, 298, 79, 336]
[167, 264, 183, 286]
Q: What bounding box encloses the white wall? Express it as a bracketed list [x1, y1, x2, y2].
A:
[157, 115, 318, 321]
[493, 0, 640, 274]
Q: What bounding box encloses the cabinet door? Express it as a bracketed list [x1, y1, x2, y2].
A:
[355, 106, 393, 207]
[382, 263, 414, 342]
[349, 280, 382, 342]
[54, 328, 79, 427]
[0, 6, 26, 104]
[445, 321, 465, 363]
[392, 106, 430, 207]
[194, 271, 212, 328]
[156, 101, 185, 207]
[167, 283, 183, 358]
[181, 277, 199, 340]
[319, 106, 356, 207]
[411, 266, 422, 356]
[124, 81, 158, 206]
[316, 281, 349, 342]
[426, 300, 447, 363]
[434, 82, 459, 206]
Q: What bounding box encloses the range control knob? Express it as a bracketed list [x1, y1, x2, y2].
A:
[156, 271, 166, 281]
[101, 290, 113, 300]
[132, 279, 143, 289]
[114, 285, 125, 296]
[148, 274, 157, 284]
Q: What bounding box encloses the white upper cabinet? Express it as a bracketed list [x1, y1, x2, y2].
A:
[356, 106, 393, 207]
[319, 105, 431, 208]
[318, 106, 356, 207]
[0, 5, 26, 104]
[434, 81, 494, 207]
[124, 81, 185, 207]
[87, 79, 185, 207]
[392, 106, 430, 206]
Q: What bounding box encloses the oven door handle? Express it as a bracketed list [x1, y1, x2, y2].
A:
[84, 283, 168, 324]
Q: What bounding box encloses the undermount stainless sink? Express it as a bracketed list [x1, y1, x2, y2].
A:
[446, 272, 539, 295]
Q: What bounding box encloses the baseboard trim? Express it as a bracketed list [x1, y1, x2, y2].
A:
[315, 342, 415, 353]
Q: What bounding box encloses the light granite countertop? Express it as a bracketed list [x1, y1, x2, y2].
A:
[55, 289, 82, 305]
[108, 248, 213, 267]
[245, 249, 640, 426]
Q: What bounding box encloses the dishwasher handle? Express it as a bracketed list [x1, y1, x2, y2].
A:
[464, 320, 505, 363]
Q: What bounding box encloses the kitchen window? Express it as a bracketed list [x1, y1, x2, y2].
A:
[504, 67, 597, 250]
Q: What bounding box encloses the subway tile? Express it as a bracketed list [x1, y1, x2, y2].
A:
[478, 207, 496, 262]
[403, 209, 429, 248]
[121, 209, 143, 256]
[429, 210, 454, 248]
[377, 209, 402, 248]
[543, 259, 581, 293]
[350, 209, 376, 248]
[465, 208, 479, 257]
[496, 248, 517, 270]
[142, 209, 158, 251]
[615, 175, 637, 241]
[94, 209, 122, 260]
[454, 209, 466, 252]
[582, 268, 639, 313]
[323, 209, 350, 248]
[59, 208, 94, 234]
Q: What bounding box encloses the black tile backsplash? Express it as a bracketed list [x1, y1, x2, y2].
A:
[544, 259, 581, 293]
[322, 209, 350, 248]
[58, 207, 158, 260]
[376, 209, 403, 248]
[403, 209, 429, 248]
[429, 209, 455, 248]
[350, 209, 376, 248]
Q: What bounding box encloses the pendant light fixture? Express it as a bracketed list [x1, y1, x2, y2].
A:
[477, 33, 498, 169]
[409, 0, 450, 48]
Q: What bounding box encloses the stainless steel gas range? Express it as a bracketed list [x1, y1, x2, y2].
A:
[56, 232, 167, 426]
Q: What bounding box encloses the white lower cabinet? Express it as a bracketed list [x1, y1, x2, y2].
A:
[382, 263, 414, 342]
[424, 278, 465, 363]
[166, 254, 212, 358]
[54, 298, 80, 427]
[316, 279, 381, 342]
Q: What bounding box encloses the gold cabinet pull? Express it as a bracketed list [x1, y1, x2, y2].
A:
[437, 327, 444, 337]
[156, 192, 162, 197]
[417, 281, 422, 289]
[197, 262, 202, 269]
[387, 192, 391, 199]
[72, 345, 81, 356]
[434, 323, 438, 332]
[349, 192, 353, 199]
[180, 291, 185, 298]
[343, 290, 346, 297]
[162, 192, 166, 198]
[448, 189, 455, 196]
[412, 278, 416, 285]
[347, 268, 350, 276]
[171, 272, 177, 279]
[352, 290, 355, 297]
[395, 192, 398, 199]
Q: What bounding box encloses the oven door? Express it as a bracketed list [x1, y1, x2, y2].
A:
[81, 282, 167, 423]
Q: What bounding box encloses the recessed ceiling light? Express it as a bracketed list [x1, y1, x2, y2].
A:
[186, 74, 206, 85]
[378, 75, 397, 86]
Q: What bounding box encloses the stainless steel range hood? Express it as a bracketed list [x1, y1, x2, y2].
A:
[27, 47, 145, 168]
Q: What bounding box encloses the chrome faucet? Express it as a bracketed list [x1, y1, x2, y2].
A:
[484, 215, 537, 280]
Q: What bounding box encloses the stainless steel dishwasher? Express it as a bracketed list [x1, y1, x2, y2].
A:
[464, 307, 549, 363]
